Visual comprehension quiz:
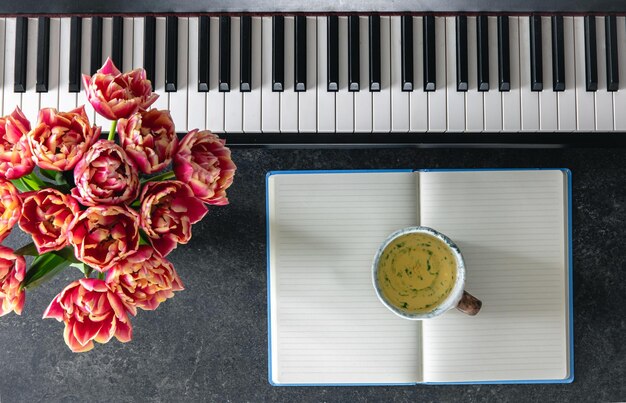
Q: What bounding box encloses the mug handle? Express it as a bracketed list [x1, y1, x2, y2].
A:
[456, 291, 482, 315]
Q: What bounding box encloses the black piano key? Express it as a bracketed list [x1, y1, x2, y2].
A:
[456, 16, 468, 92]
[14, 17, 27, 93]
[272, 16, 284, 92]
[584, 16, 598, 92]
[36, 17, 50, 93]
[240, 15, 252, 92]
[90, 16, 102, 75]
[401, 15, 413, 91]
[369, 15, 381, 92]
[111, 16, 123, 69]
[497, 16, 510, 92]
[477, 15, 489, 91]
[198, 16, 210, 92]
[295, 16, 307, 92]
[552, 16, 565, 92]
[348, 15, 360, 92]
[165, 16, 178, 92]
[530, 16, 543, 91]
[423, 15, 436, 91]
[218, 16, 230, 92]
[327, 16, 339, 92]
[69, 17, 82, 92]
[144, 16, 156, 88]
[605, 15, 619, 92]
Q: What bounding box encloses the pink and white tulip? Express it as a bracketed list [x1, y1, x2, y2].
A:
[18, 189, 81, 254]
[43, 278, 132, 352]
[0, 246, 26, 317]
[27, 106, 100, 171]
[82, 58, 158, 120]
[71, 140, 140, 206]
[117, 109, 178, 174]
[0, 107, 34, 180]
[67, 205, 140, 272]
[139, 180, 208, 256]
[173, 130, 236, 206]
[106, 245, 184, 315]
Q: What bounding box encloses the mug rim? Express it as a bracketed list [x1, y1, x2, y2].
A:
[372, 226, 466, 320]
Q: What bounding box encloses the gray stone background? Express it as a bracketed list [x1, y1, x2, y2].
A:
[0, 147, 624, 402]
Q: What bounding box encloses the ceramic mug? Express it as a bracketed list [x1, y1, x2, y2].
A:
[372, 226, 481, 320]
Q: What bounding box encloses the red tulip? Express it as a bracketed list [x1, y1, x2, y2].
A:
[0, 246, 26, 317]
[82, 58, 158, 120]
[43, 278, 132, 352]
[27, 106, 100, 171]
[0, 107, 34, 180]
[0, 179, 22, 242]
[173, 130, 236, 206]
[139, 180, 208, 256]
[67, 205, 140, 272]
[106, 245, 184, 316]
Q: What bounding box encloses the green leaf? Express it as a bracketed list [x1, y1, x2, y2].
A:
[21, 175, 41, 191]
[53, 246, 80, 264]
[14, 242, 39, 256]
[10, 178, 33, 192]
[70, 262, 93, 278]
[22, 252, 70, 290]
[39, 169, 58, 181]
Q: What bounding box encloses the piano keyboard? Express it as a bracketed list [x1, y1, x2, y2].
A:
[3, 14, 626, 146]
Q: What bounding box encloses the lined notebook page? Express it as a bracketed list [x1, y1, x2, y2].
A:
[268, 172, 422, 385]
[419, 170, 570, 383]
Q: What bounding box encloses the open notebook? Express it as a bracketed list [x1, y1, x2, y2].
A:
[266, 169, 573, 385]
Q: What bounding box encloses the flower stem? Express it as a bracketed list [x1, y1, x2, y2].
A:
[142, 171, 176, 183]
[108, 120, 118, 142]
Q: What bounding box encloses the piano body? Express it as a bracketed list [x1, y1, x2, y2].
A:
[1, 0, 625, 147]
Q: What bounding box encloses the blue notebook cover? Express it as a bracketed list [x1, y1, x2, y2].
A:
[266, 168, 573, 386]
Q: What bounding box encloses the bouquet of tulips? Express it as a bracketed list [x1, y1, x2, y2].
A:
[0, 58, 236, 352]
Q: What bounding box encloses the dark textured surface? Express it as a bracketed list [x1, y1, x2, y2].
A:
[0, 147, 625, 402]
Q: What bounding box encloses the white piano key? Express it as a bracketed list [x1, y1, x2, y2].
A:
[224, 17, 243, 133]
[465, 16, 483, 132]
[518, 17, 539, 131]
[316, 16, 335, 133]
[280, 16, 298, 132]
[409, 16, 428, 132]
[573, 16, 595, 131]
[539, 16, 557, 131]
[243, 16, 262, 133]
[445, 16, 465, 131]
[298, 16, 317, 133]
[58, 18, 77, 112]
[169, 17, 188, 131]
[21, 18, 40, 123]
[502, 16, 521, 132]
[132, 17, 144, 70]
[187, 17, 206, 132]
[101, 17, 112, 63]
[79, 18, 96, 123]
[206, 17, 224, 133]
[152, 17, 168, 111]
[40, 18, 60, 111]
[261, 17, 279, 133]
[3, 18, 19, 116]
[428, 16, 447, 132]
[557, 16, 576, 132]
[122, 18, 134, 72]
[390, 16, 409, 132]
[483, 16, 502, 132]
[613, 16, 626, 130]
[354, 15, 372, 132]
[372, 16, 391, 132]
[335, 16, 354, 133]
[595, 16, 614, 131]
